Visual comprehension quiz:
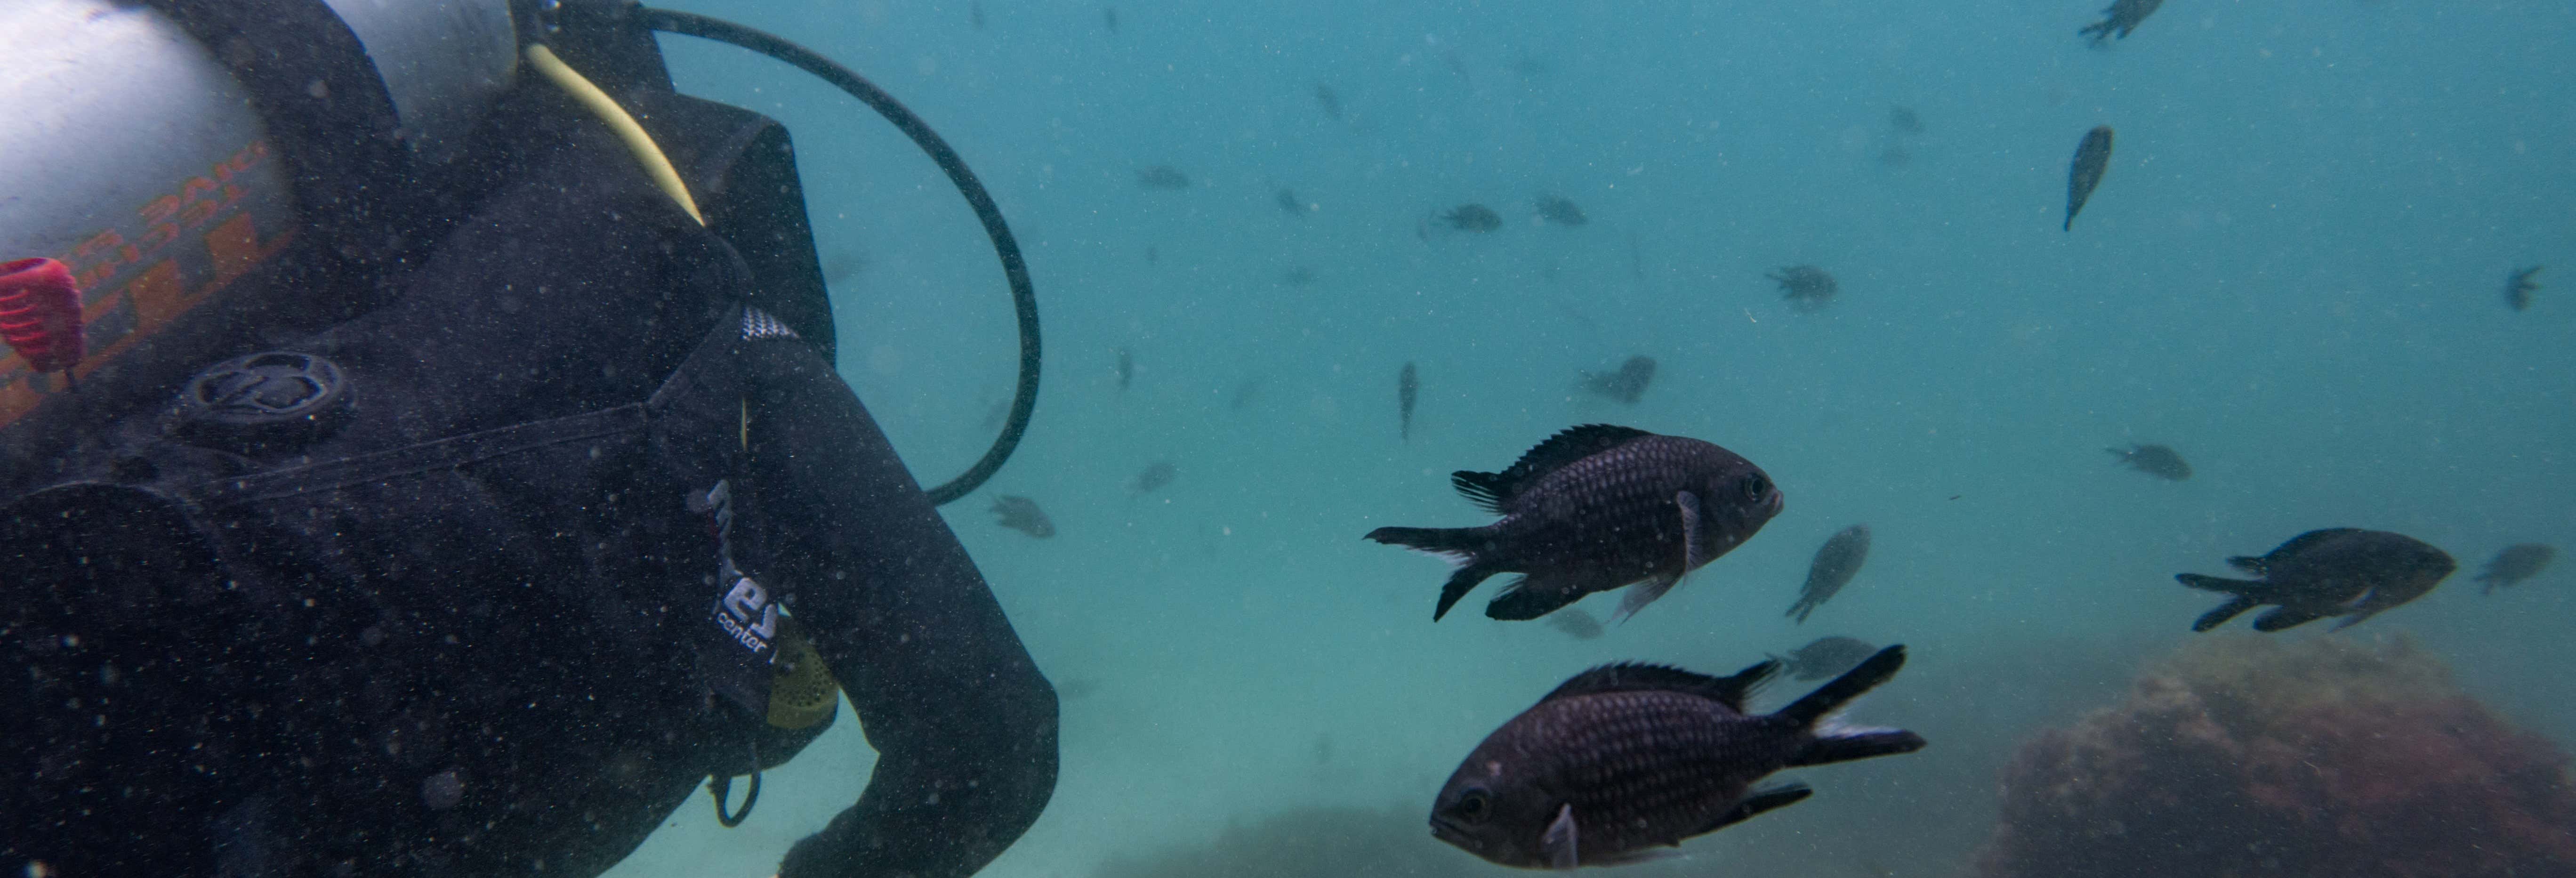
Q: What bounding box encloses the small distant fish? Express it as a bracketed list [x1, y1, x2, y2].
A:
[1136, 165, 1190, 190]
[2506, 266, 2542, 311]
[1768, 265, 1838, 312]
[1773, 635, 1879, 681]
[1281, 266, 1317, 287]
[2079, 0, 2165, 45]
[2065, 126, 2113, 231]
[1058, 677, 1099, 700]
[1578, 355, 1656, 405]
[1365, 424, 1783, 622]
[1878, 144, 1912, 168]
[1786, 524, 1872, 624]
[1314, 84, 1343, 121]
[1144, 246, 1159, 264]
[1888, 106, 1924, 135]
[1228, 378, 1262, 411]
[990, 495, 1056, 538]
[1114, 347, 1134, 392]
[1130, 461, 1176, 495]
[1276, 187, 1312, 216]
[821, 257, 861, 286]
[2474, 543, 2554, 594]
[1534, 194, 1587, 226]
[1429, 647, 1924, 869]
[1438, 203, 1505, 233]
[2178, 528, 2455, 632]
[970, 1, 985, 30]
[2107, 443, 2190, 481]
[1507, 56, 1552, 78]
[1546, 607, 1604, 640]
[1399, 361, 1420, 442]
[1102, 6, 1119, 32]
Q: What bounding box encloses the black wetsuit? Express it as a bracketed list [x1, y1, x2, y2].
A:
[1, 75, 1056, 878]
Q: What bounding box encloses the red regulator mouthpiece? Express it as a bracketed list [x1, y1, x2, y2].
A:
[0, 257, 84, 375]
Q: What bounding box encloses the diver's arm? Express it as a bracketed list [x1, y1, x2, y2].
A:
[757, 355, 1058, 878]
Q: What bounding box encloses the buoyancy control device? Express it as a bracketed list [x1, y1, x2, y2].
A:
[0, 0, 1039, 835]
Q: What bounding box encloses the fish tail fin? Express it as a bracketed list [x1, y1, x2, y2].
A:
[1365, 525, 1486, 557]
[1792, 727, 1927, 768]
[2176, 573, 2262, 594]
[2179, 574, 2270, 631]
[1785, 594, 1820, 624]
[1775, 644, 1907, 728]
[1367, 526, 1498, 621]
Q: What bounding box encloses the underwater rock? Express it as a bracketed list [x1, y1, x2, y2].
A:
[1975, 635, 2576, 878]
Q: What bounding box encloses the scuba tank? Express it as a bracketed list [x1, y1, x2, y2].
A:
[0, 0, 1036, 505]
[0, 0, 515, 438]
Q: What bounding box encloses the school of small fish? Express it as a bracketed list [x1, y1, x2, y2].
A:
[950, 6, 2560, 868]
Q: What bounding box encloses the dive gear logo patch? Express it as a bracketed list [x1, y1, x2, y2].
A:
[692, 480, 779, 714]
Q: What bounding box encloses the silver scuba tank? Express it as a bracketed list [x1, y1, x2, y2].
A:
[0, 0, 515, 432]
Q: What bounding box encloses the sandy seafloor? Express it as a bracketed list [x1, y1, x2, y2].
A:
[604, 0, 2576, 875]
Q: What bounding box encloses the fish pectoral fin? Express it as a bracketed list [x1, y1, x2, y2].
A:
[1610, 571, 1683, 625]
[1541, 804, 1580, 869]
[1676, 490, 1718, 569]
[1598, 491, 1710, 626]
[2174, 573, 2262, 595]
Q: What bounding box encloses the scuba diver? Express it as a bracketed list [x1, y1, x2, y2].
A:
[1, 1, 1055, 876]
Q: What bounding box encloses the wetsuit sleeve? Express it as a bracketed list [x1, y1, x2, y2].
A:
[750, 344, 1059, 878]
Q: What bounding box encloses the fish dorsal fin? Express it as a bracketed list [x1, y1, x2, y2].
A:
[1541, 660, 1778, 712]
[1451, 424, 1654, 513]
[2234, 529, 2364, 574]
[2272, 528, 2359, 558]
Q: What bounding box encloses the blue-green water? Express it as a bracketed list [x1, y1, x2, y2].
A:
[616, 1, 2573, 875]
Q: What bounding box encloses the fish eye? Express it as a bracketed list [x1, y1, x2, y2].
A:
[1455, 789, 1492, 822]
[1740, 473, 1770, 500]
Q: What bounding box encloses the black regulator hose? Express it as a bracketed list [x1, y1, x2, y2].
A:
[638, 8, 1038, 507]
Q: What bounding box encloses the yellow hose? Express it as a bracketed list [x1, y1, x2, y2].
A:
[523, 44, 706, 226]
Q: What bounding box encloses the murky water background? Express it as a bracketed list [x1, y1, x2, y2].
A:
[608, 1, 2575, 875]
